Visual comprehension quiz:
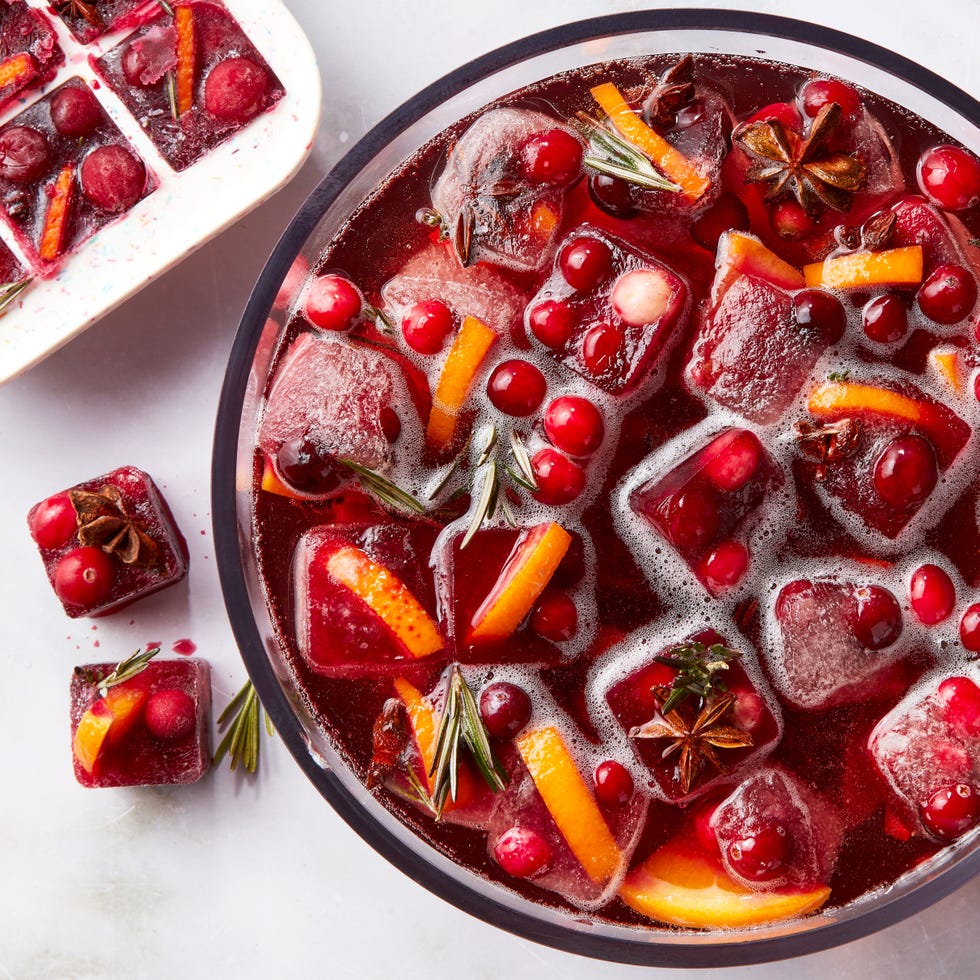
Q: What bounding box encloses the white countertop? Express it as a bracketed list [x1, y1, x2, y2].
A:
[2, 1, 978, 977]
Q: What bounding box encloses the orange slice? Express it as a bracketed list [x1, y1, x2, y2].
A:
[426, 315, 497, 451]
[175, 5, 196, 115]
[469, 522, 572, 642]
[930, 349, 964, 395]
[0, 52, 35, 89]
[515, 726, 620, 883]
[619, 836, 831, 929]
[327, 545, 443, 658]
[803, 246, 923, 289]
[531, 202, 559, 239]
[807, 381, 926, 425]
[260, 456, 306, 500]
[73, 686, 148, 774]
[590, 82, 710, 202]
[718, 230, 805, 291]
[39, 165, 74, 262]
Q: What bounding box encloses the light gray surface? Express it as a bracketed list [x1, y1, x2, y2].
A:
[1, 0, 977, 977]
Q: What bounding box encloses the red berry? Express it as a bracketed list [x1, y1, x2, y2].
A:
[611, 268, 673, 326]
[380, 407, 402, 443]
[793, 289, 846, 343]
[304, 274, 361, 331]
[80, 145, 146, 213]
[747, 101, 802, 130]
[909, 564, 956, 625]
[917, 264, 977, 324]
[726, 824, 790, 881]
[50, 85, 101, 138]
[29, 493, 77, 549]
[702, 430, 762, 492]
[487, 359, 546, 416]
[276, 436, 343, 495]
[204, 57, 269, 122]
[581, 321, 624, 376]
[543, 396, 604, 457]
[699, 540, 749, 593]
[479, 682, 531, 739]
[531, 448, 586, 505]
[862, 295, 908, 344]
[666, 484, 719, 550]
[692, 192, 749, 251]
[851, 585, 903, 650]
[521, 128, 583, 185]
[530, 590, 578, 641]
[0, 126, 49, 181]
[938, 676, 980, 738]
[588, 172, 639, 218]
[917, 145, 980, 212]
[692, 796, 722, 853]
[873, 434, 938, 510]
[493, 827, 552, 877]
[144, 689, 196, 741]
[401, 299, 454, 354]
[770, 199, 816, 241]
[959, 604, 980, 652]
[54, 547, 115, 608]
[593, 760, 634, 807]
[528, 299, 575, 349]
[800, 77, 861, 119]
[921, 784, 980, 841]
[558, 236, 614, 291]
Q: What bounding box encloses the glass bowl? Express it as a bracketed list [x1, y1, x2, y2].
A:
[212, 9, 980, 967]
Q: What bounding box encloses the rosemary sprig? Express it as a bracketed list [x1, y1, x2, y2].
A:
[575, 112, 681, 193]
[157, 0, 174, 13]
[363, 303, 395, 335]
[164, 72, 179, 122]
[75, 647, 161, 698]
[213, 680, 275, 774]
[653, 641, 742, 715]
[429, 665, 507, 815]
[0, 278, 31, 316]
[338, 458, 426, 515]
[416, 207, 449, 241]
[828, 369, 851, 382]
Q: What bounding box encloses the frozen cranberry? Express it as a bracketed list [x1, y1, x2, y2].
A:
[54, 547, 115, 608]
[692, 193, 749, 251]
[0, 126, 49, 182]
[939, 677, 980, 738]
[699, 540, 749, 592]
[793, 289, 846, 343]
[401, 299, 453, 354]
[304, 274, 361, 332]
[379, 407, 401, 443]
[528, 299, 574, 349]
[666, 484, 719, 551]
[770, 199, 816, 241]
[80, 145, 146, 213]
[726, 824, 790, 881]
[959, 604, 980, 653]
[862, 294, 908, 343]
[50, 86, 101, 138]
[493, 827, 552, 877]
[521, 128, 582, 185]
[530, 591, 578, 641]
[917, 145, 980, 212]
[917, 264, 977, 324]
[909, 564, 956, 625]
[479, 682, 532, 739]
[531, 448, 586, 505]
[611, 268, 673, 326]
[800, 77, 861, 119]
[851, 585, 903, 649]
[487, 360, 546, 416]
[702, 430, 762, 492]
[204, 57, 269, 122]
[921, 784, 980, 841]
[144, 689, 196, 741]
[692, 796, 722, 853]
[581, 321, 624, 376]
[588, 172, 639, 218]
[543, 396, 604, 457]
[747, 101, 802, 129]
[594, 760, 634, 807]
[29, 493, 77, 549]
[873, 434, 938, 510]
[558, 236, 613, 290]
[276, 436, 343, 495]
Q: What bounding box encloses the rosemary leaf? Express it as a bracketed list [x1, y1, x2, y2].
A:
[214, 680, 273, 774]
[428, 435, 472, 501]
[457, 668, 507, 792]
[584, 155, 682, 192]
[654, 642, 742, 714]
[503, 463, 537, 494]
[157, 0, 174, 13]
[164, 72, 178, 122]
[508, 431, 538, 490]
[476, 425, 498, 467]
[0, 278, 31, 316]
[338, 459, 426, 515]
[76, 647, 160, 698]
[461, 459, 499, 549]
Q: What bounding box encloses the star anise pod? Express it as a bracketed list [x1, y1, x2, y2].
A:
[630, 689, 753, 793]
[55, 0, 105, 29]
[453, 175, 522, 267]
[69, 485, 161, 568]
[794, 417, 863, 480]
[643, 54, 697, 130]
[733, 102, 866, 215]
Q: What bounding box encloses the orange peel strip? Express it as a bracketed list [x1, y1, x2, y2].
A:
[722, 231, 805, 290]
[39, 165, 74, 262]
[175, 5, 196, 115]
[0, 52, 35, 88]
[930, 349, 964, 395]
[807, 381, 925, 424]
[803, 246, 923, 289]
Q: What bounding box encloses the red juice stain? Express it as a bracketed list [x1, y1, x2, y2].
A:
[172, 638, 196, 656]
[146, 641, 162, 652]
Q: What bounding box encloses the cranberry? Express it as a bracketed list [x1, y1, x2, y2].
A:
[588, 172, 639, 218]
[699, 540, 749, 592]
[558, 236, 614, 291]
[521, 128, 583, 185]
[770, 199, 816, 241]
[862, 294, 908, 344]
[204, 57, 269, 122]
[30, 493, 77, 549]
[379, 407, 401, 443]
[747, 101, 802, 130]
[0, 126, 50, 181]
[917, 264, 977, 324]
[666, 484, 719, 551]
[726, 824, 790, 881]
[401, 299, 454, 354]
[611, 268, 673, 326]
[144, 689, 196, 741]
[543, 396, 604, 457]
[531, 448, 586, 505]
[530, 591, 578, 641]
[939, 676, 980, 738]
[959, 604, 980, 653]
[528, 299, 574, 349]
[800, 77, 861, 119]
[276, 436, 343, 495]
[909, 563, 956, 625]
[581, 321, 624, 376]
[304, 274, 361, 332]
[487, 359, 546, 417]
[80, 145, 146, 213]
[692, 193, 749, 251]
[917, 145, 980, 212]
[593, 760, 634, 807]
[702, 430, 762, 492]
[851, 585, 903, 649]
[921, 784, 980, 841]
[50, 86, 101, 138]
[873, 434, 938, 510]
[793, 289, 846, 343]
[54, 547, 115, 608]
[493, 827, 552, 877]
[479, 682, 532, 739]
[692, 796, 722, 853]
